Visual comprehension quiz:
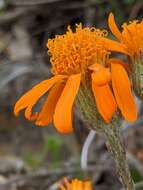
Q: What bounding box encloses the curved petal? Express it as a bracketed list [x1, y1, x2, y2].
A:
[14, 75, 66, 121]
[108, 13, 123, 41]
[89, 65, 111, 86]
[92, 73, 117, 123]
[102, 38, 129, 55]
[25, 105, 38, 121]
[54, 74, 81, 134]
[107, 58, 130, 73]
[88, 63, 104, 71]
[111, 63, 137, 122]
[35, 82, 65, 126]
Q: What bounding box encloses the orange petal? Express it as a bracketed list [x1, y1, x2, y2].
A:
[76, 180, 82, 190]
[111, 63, 137, 122]
[14, 75, 66, 121]
[107, 58, 130, 73]
[84, 181, 92, 190]
[92, 73, 117, 123]
[88, 63, 104, 71]
[90, 66, 111, 86]
[54, 74, 81, 134]
[102, 38, 129, 55]
[71, 179, 78, 189]
[35, 82, 65, 126]
[108, 13, 123, 41]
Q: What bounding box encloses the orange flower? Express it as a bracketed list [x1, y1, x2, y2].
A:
[14, 24, 137, 133]
[59, 178, 92, 190]
[106, 13, 143, 58]
[90, 60, 137, 122]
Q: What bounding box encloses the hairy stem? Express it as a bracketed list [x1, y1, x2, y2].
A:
[76, 73, 135, 189]
[131, 58, 143, 98]
[103, 119, 135, 190]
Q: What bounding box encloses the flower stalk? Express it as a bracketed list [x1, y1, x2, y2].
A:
[131, 58, 143, 99]
[103, 119, 135, 190]
[76, 80, 135, 190]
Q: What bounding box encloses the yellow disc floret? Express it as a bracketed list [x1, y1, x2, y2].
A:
[47, 24, 109, 75]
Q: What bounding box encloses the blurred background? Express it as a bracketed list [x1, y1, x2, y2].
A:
[0, 0, 143, 189]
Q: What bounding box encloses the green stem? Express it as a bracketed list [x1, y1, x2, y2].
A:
[76, 76, 135, 189]
[103, 119, 135, 190]
[131, 58, 143, 98]
[76, 83, 103, 131]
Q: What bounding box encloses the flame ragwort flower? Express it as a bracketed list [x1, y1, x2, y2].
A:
[60, 178, 92, 190]
[107, 13, 143, 58]
[14, 24, 137, 133]
[106, 13, 143, 98]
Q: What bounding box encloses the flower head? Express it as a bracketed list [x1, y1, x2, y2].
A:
[107, 13, 143, 58]
[14, 24, 137, 133]
[48, 24, 109, 75]
[59, 178, 92, 190]
[106, 13, 143, 99]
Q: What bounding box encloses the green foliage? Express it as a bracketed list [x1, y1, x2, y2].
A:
[24, 151, 44, 169]
[43, 135, 63, 162]
[131, 169, 143, 183]
[23, 135, 64, 169]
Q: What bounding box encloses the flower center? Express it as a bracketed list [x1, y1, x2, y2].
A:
[47, 24, 109, 75]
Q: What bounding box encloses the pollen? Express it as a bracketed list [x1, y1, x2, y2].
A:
[47, 24, 109, 75]
[121, 20, 143, 56]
